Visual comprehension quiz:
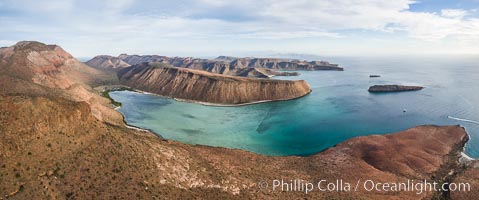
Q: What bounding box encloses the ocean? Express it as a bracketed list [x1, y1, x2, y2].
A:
[109, 55, 479, 157]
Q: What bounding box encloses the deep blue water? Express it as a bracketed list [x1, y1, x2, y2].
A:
[110, 55, 479, 157]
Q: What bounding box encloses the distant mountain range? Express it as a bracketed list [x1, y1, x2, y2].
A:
[85, 54, 343, 78]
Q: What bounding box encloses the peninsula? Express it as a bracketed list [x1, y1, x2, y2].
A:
[117, 62, 312, 105]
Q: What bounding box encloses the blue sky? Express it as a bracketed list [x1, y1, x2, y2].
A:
[1, 0, 479, 58]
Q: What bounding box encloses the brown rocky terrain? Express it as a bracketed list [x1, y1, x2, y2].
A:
[0, 41, 121, 124]
[1, 41, 478, 199]
[368, 85, 424, 93]
[117, 62, 312, 105]
[235, 67, 300, 78]
[85, 54, 342, 78]
[451, 161, 479, 200]
[84, 55, 130, 70]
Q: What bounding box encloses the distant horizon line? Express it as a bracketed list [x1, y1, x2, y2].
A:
[4, 40, 478, 60]
[75, 52, 479, 62]
[1, 41, 477, 62]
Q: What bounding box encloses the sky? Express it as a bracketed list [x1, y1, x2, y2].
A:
[1, 0, 479, 58]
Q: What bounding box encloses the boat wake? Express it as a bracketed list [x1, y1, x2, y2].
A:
[448, 116, 479, 125]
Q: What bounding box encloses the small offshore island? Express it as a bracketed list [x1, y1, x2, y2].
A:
[368, 85, 424, 93]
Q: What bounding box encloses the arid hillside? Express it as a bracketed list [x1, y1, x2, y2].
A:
[0, 41, 121, 124]
[1, 41, 478, 199]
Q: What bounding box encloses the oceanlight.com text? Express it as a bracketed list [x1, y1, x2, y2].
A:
[257, 179, 471, 195]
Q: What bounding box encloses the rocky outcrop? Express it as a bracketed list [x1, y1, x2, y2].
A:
[86, 54, 342, 78]
[117, 63, 311, 105]
[368, 85, 424, 93]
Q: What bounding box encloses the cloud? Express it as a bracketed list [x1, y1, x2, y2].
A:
[141, 0, 478, 42]
[0, 40, 16, 47]
[396, 10, 479, 41]
[441, 9, 469, 18]
[0, 0, 75, 13]
[1, 0, 479, 56]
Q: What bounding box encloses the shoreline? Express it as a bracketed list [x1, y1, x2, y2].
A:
[113, 101, 163, 139]
[113, 97, 477, 161]
[447, 117, 477, 162]
[122, 118, 163, 139]
[459, 126, 476, 163]
[107, 85, 312, 107]
[173, 89, 312, 107]
[105, 87, 476, 160]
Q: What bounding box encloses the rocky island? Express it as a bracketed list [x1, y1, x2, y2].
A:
[117, 62, 312, 105]
[86, 54, 342, 78]
[368, 85, 424, 93]
[1, 41, 478, 199]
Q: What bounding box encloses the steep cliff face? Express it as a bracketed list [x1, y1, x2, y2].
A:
[86, 54, 343, 78]
[118, 63, 311, 104]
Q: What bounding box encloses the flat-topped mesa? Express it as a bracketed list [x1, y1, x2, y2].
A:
[368, 85, 424, 93]
[86, 54, 343, 78]
[117, 62, 312, 105]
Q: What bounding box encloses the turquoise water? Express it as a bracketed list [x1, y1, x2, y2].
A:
[110, 55, 479, 157]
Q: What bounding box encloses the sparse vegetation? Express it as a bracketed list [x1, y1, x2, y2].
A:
[100, 87, 134, 107]
[101, 90, 122, 107]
